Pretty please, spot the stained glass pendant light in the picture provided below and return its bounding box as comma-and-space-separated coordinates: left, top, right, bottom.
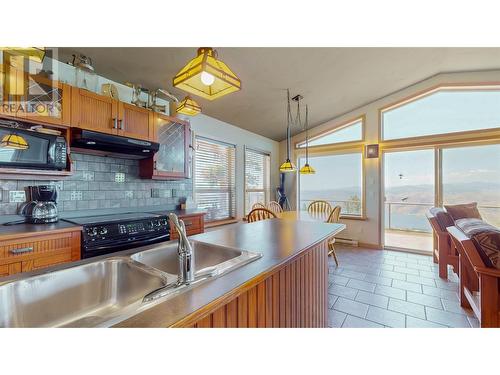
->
176, 95, 202, 116
280, 89, 297, 172
0, 47, 45, 62
300, 105, 315, 174
1, 133, 29, 150
173, 48, 241, 101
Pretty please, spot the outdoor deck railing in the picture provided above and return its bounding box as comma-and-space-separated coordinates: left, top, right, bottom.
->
300, 199, 500, 233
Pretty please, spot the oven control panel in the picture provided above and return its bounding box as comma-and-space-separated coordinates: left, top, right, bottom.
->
83, 217, 169, 243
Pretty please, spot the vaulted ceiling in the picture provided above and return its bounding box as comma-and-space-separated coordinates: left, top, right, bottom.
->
57, 47, 500, 141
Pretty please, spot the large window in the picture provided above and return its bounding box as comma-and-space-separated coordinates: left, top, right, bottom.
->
194, 136, 236, 222
244, 148, 271, 214
442, 144, 500, 227
297, 118, 363, 148
298, 152, 363, 216
382, 87, 500, 140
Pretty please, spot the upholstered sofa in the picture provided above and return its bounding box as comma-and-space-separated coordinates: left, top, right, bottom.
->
448, 219, 500, 328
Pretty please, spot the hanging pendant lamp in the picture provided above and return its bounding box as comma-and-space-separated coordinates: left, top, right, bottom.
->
176, 95, 202, 116
1, 133, 29, 150
279, 89, 297, 173
172, 48, 241, 101
300, 105, 315, 174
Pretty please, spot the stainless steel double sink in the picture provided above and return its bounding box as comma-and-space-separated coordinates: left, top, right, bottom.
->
0, 241, 261, 327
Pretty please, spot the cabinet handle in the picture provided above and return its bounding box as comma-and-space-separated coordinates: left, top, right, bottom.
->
113, 118, 118, 129
119, 119, 124, 130
183, 220, 193, 227
10, 247, 34, 255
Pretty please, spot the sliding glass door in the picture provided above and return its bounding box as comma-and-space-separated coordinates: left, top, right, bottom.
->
383, 149, 435, 252
383, 143, 500, 252
442, 144, 500, 227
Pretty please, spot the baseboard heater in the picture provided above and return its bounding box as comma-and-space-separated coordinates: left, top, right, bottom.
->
336, 237, 359, 246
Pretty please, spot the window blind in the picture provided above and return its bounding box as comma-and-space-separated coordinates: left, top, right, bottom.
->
194, 136, 236, 222
245, 148, 271, 214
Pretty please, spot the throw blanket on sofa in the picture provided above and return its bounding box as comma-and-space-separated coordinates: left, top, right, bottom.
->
455, 218, 500, 269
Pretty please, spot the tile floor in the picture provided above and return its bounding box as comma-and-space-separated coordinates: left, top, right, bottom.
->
328, 245, 479, 328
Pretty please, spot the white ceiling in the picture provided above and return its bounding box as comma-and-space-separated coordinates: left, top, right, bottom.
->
57, 47, 500, 141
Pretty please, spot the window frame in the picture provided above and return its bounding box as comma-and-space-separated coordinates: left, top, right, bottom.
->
244, 146, 271, 215
296, 147, 367, 220
379, 83, 500, 145
193, 135, 237, 223
295, 115, 365, 151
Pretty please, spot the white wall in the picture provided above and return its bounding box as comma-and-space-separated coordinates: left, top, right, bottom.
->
190, 114, 280, 219
281, 69, 500, 247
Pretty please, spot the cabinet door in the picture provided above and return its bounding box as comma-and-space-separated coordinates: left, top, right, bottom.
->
153, 116, 190, 179
118, 102, 153, 141
71, 88, 118, 134
20, 75, 71, 126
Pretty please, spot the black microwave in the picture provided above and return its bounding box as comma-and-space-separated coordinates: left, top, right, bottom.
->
0, 125, 67, 170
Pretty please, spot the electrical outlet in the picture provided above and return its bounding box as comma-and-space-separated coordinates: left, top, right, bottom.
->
115, 172, 125, 183
125, 191, 133, 199
70, 191, 83, 201
9, 191, 26, 203
83, 171, 95, 181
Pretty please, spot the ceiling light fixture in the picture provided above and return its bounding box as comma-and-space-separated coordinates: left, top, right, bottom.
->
280, 89, 297, 173
173, 47, 241, 101
1, 47, 46, 63
176, 95, 202, 116
1, 133, 29, 150
300, 105, 315, 174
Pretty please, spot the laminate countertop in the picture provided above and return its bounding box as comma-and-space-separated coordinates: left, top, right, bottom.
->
0, 221, 83, 241
116, 218, 345, 327
0, 209, 206, 241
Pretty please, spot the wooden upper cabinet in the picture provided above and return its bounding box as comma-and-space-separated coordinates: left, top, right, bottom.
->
71, 88, 118, 135
118, 102, 153, 141
0, 65, 71, 126
139, 113, 191, 179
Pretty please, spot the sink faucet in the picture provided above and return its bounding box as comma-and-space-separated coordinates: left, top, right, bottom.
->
169, 213, 195, 284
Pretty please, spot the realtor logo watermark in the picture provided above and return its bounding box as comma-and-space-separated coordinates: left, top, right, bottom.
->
1, 47, 60, 116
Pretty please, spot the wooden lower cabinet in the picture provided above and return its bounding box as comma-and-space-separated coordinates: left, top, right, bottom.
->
170, 213, 205, 240
0, 229, 81, 278
175, 241, 329, 328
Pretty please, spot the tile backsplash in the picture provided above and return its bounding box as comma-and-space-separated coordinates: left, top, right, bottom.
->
0, 153, 193, 215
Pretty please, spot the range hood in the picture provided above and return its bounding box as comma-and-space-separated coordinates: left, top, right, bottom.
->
71, 129, 159, 159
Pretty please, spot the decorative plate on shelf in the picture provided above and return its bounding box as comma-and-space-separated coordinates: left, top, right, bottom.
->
101, 83, 119, 100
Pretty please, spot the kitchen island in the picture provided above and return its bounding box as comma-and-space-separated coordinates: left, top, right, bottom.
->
116, 218, 345, 328
0, 218, 344, 328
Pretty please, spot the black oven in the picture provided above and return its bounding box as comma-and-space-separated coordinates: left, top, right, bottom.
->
0, 125, 67, 170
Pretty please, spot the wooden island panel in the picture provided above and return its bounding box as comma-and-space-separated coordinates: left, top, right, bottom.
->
175, 241, 328, 328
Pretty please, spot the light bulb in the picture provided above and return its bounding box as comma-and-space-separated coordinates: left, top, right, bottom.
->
200, 71, 215, 86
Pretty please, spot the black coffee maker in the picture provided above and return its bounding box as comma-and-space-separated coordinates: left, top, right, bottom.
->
21, 185, 59, 224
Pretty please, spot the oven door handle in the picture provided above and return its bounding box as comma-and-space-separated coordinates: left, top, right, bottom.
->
83, 233, 171, 253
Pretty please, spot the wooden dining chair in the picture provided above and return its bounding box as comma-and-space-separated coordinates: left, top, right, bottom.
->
252, 202, 266, 210
307, 200, 332, 216
326, 206, 342, 266
267, 201, 283, 215
247, 208, 277, 223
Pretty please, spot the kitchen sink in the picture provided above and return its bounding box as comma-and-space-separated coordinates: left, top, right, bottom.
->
0, 258, 174, 328
0, 240, 261, 327
132, 240, 244, 275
